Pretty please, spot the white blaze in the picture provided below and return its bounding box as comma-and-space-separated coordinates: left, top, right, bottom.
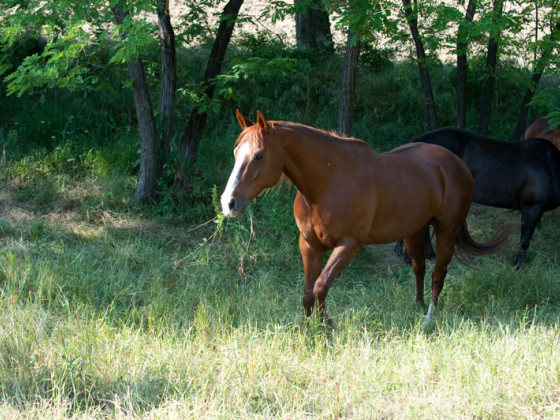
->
221, 142, 251, 216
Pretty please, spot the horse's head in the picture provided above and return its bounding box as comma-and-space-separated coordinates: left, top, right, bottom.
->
221, 110, 284, 217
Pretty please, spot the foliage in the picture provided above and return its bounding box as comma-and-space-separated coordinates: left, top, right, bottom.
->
323, 0, 560, 117
1, 1, 106, 95
2, 0, 559, 201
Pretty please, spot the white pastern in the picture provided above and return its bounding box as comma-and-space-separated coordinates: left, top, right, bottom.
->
423, 301, 435, 327
426, 301, 435, 319
221, 142, 251, 216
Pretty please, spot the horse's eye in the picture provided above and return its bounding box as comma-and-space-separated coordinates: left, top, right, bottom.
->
254, 152, 264, 161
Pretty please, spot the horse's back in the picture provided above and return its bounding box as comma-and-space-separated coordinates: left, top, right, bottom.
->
352, 142, 474, 244
412, 127, 472, 155
385, 142, 474, 203
415, 127, 560, 209
390, 140, 471, 170
414, 126, 557, 170
524, 118, 560, 149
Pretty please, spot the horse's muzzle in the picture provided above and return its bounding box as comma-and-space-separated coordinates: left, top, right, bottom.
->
221, 193, 246, 217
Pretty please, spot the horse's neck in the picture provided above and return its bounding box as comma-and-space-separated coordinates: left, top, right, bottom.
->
275, 125, 353, 201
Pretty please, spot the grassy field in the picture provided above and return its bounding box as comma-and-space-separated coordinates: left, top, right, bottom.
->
1, 132, 560, 418
2, 38, 560, 418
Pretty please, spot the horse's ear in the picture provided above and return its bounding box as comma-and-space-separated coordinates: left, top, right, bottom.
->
256, 110, 269, 133
236, 109, 253, 129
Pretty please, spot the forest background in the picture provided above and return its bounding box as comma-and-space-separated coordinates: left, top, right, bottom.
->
1, 0, 560, 418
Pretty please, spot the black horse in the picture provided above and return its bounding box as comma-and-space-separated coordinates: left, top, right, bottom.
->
412, 126, 560, 267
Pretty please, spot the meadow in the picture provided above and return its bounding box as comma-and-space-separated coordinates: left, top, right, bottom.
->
1, 38, 560, 418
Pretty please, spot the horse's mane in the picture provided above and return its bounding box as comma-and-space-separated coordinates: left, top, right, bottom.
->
235, 120, 369, 154
274, 121, 369, 146
233, 120, 368, 196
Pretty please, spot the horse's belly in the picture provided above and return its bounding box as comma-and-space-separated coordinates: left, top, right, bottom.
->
473, 175, 548, 209
366, 217, 430, 244
475, 193, 520, 209
364, 198, 435, 244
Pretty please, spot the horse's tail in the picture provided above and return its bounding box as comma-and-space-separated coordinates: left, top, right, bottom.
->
455, 222, 513, 260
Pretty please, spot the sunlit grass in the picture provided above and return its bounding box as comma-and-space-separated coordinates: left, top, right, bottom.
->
1, 296, 559, 418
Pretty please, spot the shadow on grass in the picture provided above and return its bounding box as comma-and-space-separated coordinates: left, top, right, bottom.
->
1, 174, 560, 338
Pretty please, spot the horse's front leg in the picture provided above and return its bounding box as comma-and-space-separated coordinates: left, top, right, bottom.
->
312, 237, 362, 321
403, 228, 428, 305
299, 233, 327, 317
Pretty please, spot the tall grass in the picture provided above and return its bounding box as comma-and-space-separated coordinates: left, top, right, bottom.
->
1, 151, 560, 418
1, 36, 560, 417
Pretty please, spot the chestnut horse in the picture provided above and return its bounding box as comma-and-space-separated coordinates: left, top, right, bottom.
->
221, 111, 508, 323
524, 118, 560, 149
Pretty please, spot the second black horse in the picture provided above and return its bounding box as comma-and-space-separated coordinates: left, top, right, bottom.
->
413, 126, 560, 267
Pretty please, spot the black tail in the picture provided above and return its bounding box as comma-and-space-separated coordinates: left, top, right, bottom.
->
455, 222, 513, 260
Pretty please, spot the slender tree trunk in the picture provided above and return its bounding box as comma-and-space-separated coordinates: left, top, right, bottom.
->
295, 0, 333, 51
402, 0, 438, 130
510, 72, 542, 140
477, 0, 503, 135
338, 31, 360, 136
113, 5, 159, 203
456, 0, 476, 129
157, 0, 176, 174
177, 0, 243, 175
510, 22, 560, 140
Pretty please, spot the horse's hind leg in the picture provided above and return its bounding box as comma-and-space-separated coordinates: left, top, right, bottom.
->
396, 229, 434, 266
423, 229, 435, 259
517, 205, 544, 268
425, 227, 459, 322
404, 227, 428, 305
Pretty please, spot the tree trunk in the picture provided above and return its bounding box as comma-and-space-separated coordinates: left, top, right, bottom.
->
510, 72, 542, 140
295, 0, 333, 51
177, 0, 244, 174
338, 31, 360, 136
402, 0, 438, 130
456, 0, 476, 129
157, 0, 176, 174
113, 5, 159, 203
510, 22, 560, 140
477, 0, 503, 135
